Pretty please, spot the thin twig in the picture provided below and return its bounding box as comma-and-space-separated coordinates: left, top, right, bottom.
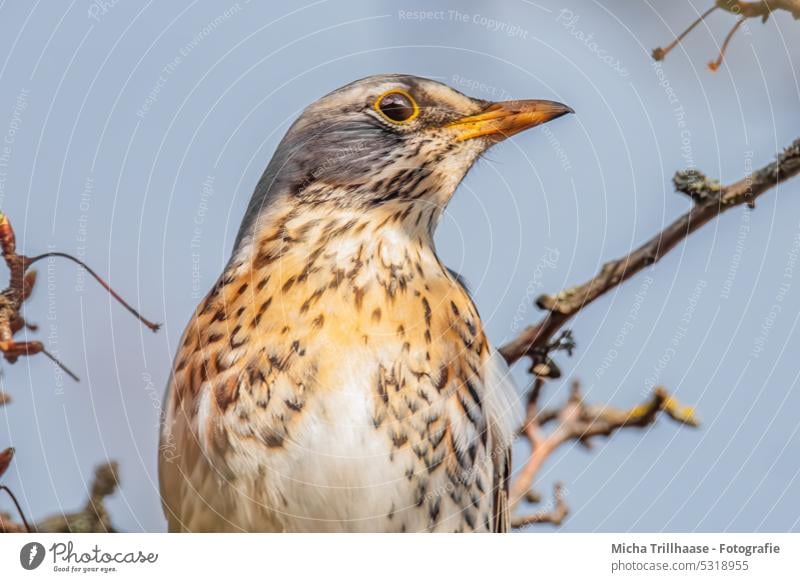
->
40, 347, 80, 382
27, 252, 161, 332
652, 1, 800, 68
708, 17, 747, 70
653, 5, 719, 61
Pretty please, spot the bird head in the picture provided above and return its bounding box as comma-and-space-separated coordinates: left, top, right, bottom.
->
237, 74, 572, 246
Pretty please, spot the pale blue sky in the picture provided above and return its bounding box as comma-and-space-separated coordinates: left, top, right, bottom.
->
0, 0, 798, 532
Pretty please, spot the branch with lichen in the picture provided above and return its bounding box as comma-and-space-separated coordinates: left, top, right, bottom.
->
0, 460, 120, 533
509, 380, 699, 528
652, 1, 800, 70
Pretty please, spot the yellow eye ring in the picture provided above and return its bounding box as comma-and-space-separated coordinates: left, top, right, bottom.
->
373, 89, 420, 125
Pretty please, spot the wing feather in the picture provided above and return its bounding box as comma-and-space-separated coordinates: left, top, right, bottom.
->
482, 349, 522, 532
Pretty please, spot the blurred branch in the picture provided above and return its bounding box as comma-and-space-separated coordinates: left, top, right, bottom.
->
500, 138, 800, 366
717, 0, 800, 18
0, 461, 120, 533
511, 483, 569, 528
509, 380, 699, 525
652, 1, 800, 70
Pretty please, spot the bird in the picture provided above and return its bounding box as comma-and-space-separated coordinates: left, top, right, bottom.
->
158, 74, 572, 532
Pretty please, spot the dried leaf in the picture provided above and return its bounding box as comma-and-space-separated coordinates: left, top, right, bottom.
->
0, 447, 14, 478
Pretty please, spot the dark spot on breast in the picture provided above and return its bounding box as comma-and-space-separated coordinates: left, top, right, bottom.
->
428, 497, 441, 523
430, 427, 446, 449
199, 360, 210, 383
458, 394, 482, 426
412, 442, 429, 460
415, 485, 426, 507
259, 427, 285, 448
215, 351, 232, 372
427, 451, 445, 473
391, 432, 408, 448
215, 376, 239, 411
230, 325, 245, 349
465, 379, 482, 407
353, 286, 365, 310
255, 246, 284, 269
268, 353, 285, 372
282, 276, 296, 293
453, 442, 471, 471
435, 366, 450, 392
256, 276, 269, 291
377, 379, 389, 405
285, 398, 304, 412
300, 288, 325, 314
467, 443, 478, 464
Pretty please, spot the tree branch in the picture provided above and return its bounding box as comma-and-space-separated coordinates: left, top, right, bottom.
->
653, 1, 800, 69
509, 380, 698, 522
500, 138, 800, 366
511, 483, 569, 528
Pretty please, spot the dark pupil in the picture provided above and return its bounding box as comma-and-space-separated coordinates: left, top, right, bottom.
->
379, 93, 414, 122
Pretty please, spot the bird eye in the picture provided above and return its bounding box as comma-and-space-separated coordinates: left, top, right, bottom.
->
374, 90, 419, 124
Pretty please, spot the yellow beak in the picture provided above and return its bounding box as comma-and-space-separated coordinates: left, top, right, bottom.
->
447, 99, 573, 142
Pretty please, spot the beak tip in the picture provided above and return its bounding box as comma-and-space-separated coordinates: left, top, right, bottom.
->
556, 103, 575, 116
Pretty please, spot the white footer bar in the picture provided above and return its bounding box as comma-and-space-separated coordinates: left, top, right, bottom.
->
1, 533, 796, 581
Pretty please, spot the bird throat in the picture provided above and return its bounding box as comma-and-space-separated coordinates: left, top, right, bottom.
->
234, 196, 444, 291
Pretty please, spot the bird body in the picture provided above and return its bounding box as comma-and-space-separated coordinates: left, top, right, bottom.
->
159, 74, 571, 532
